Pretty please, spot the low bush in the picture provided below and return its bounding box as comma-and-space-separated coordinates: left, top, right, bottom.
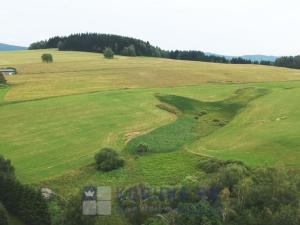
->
198, 110, 207, 116
199, 158, 247, 174
95, 148, 124, 171
136, 144, 150, 155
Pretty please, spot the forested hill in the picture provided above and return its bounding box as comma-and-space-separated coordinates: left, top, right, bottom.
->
29, 33, 300, 69
28, 33, 229, 63
29, 33, 164, 57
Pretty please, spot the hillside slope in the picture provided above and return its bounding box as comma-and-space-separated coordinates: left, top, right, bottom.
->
1, 50, 300, 102
0, 43, 27, 51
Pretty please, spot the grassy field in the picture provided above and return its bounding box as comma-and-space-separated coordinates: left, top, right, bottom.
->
1, 49, 300, 191
2, 49, 300, 102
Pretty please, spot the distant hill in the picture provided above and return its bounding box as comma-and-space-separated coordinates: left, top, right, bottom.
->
240, 55, 278, 62
0, 43, 27, 51
206, 52, 278, 62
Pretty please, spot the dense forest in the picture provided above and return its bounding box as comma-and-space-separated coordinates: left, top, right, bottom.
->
29, 33, 300, 69
29, 34, 164, 57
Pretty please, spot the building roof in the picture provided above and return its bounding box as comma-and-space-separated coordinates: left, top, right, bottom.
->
0, 69, 15, 72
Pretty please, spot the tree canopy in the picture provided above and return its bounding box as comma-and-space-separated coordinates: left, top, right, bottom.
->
103, 48, 114, 59
41, 54, 53, 63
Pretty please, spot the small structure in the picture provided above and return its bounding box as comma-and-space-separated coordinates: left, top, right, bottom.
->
0, 68, 16, 75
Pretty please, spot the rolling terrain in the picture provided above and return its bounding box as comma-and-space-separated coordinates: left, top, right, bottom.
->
0, 43, 27, 51
0, 49, 300, 193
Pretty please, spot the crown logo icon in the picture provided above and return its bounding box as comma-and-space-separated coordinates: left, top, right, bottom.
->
85, 190, 95, 197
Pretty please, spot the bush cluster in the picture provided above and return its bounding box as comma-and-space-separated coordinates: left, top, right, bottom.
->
41, 54, 53, 63
103, 48, 114, 59
95, 148, 124, 171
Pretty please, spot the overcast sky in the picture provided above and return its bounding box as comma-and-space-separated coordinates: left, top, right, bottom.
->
1, 0, 300, 56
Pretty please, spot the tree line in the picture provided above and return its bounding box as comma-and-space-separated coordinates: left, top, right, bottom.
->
29, 33, 280, 66
274, 56, 300, 69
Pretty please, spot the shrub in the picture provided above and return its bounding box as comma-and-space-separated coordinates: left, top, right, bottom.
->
103, 48, 114, 59
41, 54, 53, 63
0, 203, 8, 225
95, 148, 124, 171
136, 144, 149, 155
199, 158, 247, 174
198, 110, 207, 116
0, 74, 6, 85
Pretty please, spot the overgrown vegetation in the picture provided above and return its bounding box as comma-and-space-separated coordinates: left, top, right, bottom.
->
95, 148, 124, 171
127, 88, 268, 154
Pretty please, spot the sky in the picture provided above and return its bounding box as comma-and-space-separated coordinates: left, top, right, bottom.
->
1, 0, 300, 56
